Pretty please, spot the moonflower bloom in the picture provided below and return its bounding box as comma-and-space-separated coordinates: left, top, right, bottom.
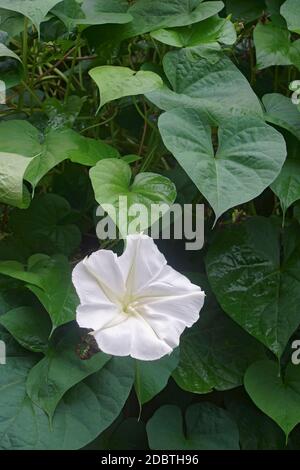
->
72, 234, 205, 360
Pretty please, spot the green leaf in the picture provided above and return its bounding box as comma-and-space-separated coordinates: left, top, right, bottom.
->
0, 8, 24, 37
0, 355, 134, 449
126, 0, 224, 37
281, 0, 300, 33
88, 417, 148, 450
147, 403, 239, 450
226, 391, 286, 450
263, 93, 300, 140
8, 194, 81, 257
146, 48, 263, 124
135, 349, 179, 405
206, 217, 300, 357
81, 0, 132, 25
245, 360, 300, 438
0, 151, 33, 208
158, 109, 286, 220
151, 15, 236, 49
254, 22, 300, 70
0, 306, 51, 353
173, 278, 266, 394
271, 159, 300, 214
0, 254, 78, 330
226, 0, 265, 23
0, 42, 23, 88
26, 330, 110, 419
0, 120, 117, 206
52, 0, 132, 30
0, 0, 63, 33
43, 95, 83, 130
90, 158, 177, 236
89, 66, 163, 109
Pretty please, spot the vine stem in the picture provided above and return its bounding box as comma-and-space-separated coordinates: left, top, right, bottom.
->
22, 17, 29, 80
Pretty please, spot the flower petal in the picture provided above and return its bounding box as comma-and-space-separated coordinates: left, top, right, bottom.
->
118, 233, 167, 297
137, 289, 204, 349
76, 302, 122, 331
72, 259, 115, 306
83, 249, 126, 303
92, 315, 172, 360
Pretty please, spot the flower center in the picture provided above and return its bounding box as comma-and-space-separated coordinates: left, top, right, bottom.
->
123, 300, 140, 316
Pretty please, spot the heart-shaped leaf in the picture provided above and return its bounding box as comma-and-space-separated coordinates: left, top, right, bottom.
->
8, 194, 81, 257
26, 329, 110, 419
0, 0, 63, 33
158, 109, 286, 220
151, 15, 236, 49
0, 254, 78, 330
0, 306, 51, 353
263, 93, 300, 141
135, 349, 179, 405
90, 158, 176, 236
147, 403, 239, 450
146, 48, 263, 124
281, 0, 300, 34
0, 120, 117, 206
0, 152, 33, 208
0, 354, 134, 449
206, 217, 300, 357
173, 275, 266, 394
225, 0, 264, 23
52, 0, 132, 30
245, 360, 300, 438
0, 43, 22, 88
89, 66, 163, 109
254, 22, 300, 70
226, 391, 286, 450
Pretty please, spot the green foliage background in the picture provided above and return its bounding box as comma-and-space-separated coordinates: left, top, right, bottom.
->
0, 0, 300, 450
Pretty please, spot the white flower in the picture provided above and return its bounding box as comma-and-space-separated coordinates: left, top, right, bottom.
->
72, 234, 205, 361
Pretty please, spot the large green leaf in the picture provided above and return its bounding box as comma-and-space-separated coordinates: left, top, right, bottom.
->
263, 93, 300, 141
0, 8, 24, 37
135, 349, 179, 405
151, 15, 236, 49
245, 360, 300, 438
281, 0, 300, 33
226, 0, 265, 23
0, 254, 78, 330
27, 330, 110, 419
0, 152, 33, 208
173, 277, 266, 394
225, 391, 285, 450
158, 109, 286, 220
0, 42, 22, 88
254, 22, 300, 70
8, 194, 81, 257
272, 159, 300, 215
89, 66, 163, 109
0, 306, 51, 353
90, 158, 176, 236
0, 355, 134, 449
0, 120, 117, 207
147, 403, 239, 450
0, 0, 63, 33
52, 0, 132, 30
146, 48, 263, 124
206, 217, 300, 357
122, 0, 224, 38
